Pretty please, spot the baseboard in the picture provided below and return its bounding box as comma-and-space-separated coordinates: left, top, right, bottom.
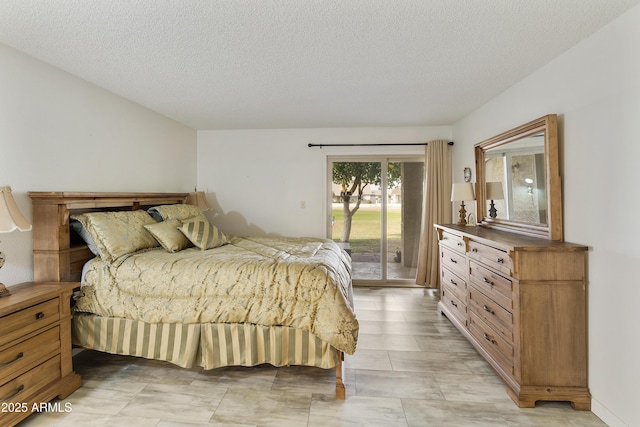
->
591, 398, 628, 427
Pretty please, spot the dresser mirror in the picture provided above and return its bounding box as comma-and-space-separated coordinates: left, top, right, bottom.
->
474, 114, 562, 240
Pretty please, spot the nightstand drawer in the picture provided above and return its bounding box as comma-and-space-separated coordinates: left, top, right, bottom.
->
0, 355, 61, 405
0, 282, 81, 426
0, 326, 61, 384
0, 298, 59, 346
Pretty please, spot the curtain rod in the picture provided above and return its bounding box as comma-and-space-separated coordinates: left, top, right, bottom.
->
308, 141, 454, 148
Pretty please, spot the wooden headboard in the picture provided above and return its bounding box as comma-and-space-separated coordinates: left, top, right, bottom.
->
28, 192, 189, 282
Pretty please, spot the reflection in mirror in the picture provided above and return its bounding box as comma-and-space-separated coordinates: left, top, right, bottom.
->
486, 181, 504, 218
484, 134, 546, 224
475, 114, 562, 241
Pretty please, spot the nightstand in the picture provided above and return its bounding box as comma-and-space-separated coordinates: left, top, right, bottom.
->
0, 282, 82, 426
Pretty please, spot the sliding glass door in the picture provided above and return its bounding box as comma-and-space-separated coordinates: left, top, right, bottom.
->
328, 156, 424, 284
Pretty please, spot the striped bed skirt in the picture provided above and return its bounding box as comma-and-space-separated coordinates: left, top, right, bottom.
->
72, 313, 341, 370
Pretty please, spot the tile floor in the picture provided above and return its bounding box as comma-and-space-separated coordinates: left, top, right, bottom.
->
20, 287, 606, 426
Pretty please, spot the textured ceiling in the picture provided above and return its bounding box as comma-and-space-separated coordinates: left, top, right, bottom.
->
1, 1, 638, 129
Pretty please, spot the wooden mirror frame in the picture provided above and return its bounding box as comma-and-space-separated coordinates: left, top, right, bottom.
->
474, 114, 562, 241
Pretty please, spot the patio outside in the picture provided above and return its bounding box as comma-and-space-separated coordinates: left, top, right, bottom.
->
332, 203, 417, 282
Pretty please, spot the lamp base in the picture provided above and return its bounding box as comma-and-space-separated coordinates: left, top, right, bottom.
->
0, 250, 8, 297
0, 283, 10, 298
457, 202, 468, 226
489, 199, 497, 218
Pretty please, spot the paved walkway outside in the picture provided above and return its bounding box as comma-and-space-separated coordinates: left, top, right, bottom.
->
351, 254, 417, 281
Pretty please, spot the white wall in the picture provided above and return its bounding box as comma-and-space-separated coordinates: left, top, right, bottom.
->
453, 5, 640, 426
197, 127, 451, 237
0, 43, 197, 286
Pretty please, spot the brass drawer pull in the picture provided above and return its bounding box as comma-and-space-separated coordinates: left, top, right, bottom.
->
449, 258, 457, 264
482, 305, 495, 315
35, 311, 45, 320
0, 351, 24, 368
1, 384, 24, 402
483, 333, 496, 344
450, 300, 458, 307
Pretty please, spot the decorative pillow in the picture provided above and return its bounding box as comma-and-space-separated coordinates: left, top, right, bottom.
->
70, 210, 159, 263
178, 218, 228, 250
144, 219, 192, 253
70, 219, 99, 255
147, 204, 206, 222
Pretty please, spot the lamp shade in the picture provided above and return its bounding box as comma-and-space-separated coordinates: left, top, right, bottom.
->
486, 182, 504, 200
0, 186, 31, 233
188, 191, 212, 211
451, 182, 475, 202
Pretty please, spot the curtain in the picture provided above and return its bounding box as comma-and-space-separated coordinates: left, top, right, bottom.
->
415, 140, 452, 288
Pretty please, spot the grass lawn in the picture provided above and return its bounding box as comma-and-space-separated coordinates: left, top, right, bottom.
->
332, 204, 401, 254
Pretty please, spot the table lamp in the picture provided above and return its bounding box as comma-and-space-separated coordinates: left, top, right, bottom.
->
0, 186, 32, 297
451, 183, 475, 226
188, 191, 212, 211
486, 181, 504, 218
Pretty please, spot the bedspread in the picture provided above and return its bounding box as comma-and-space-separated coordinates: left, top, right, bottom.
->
75, 236, 358, 354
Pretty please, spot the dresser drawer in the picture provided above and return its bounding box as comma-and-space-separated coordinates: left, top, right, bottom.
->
468, 240, 512, 276
0, 326, 61, 384
0, 354, 61, 405
439, 231, 466, 254
0, 298, 60, 346
469, 287, 513, 341
440, 246, 467, 278
469, 312, 513, 376
469, 261, 513, 310
441, 286, 467, 326
441, 267, 466, 303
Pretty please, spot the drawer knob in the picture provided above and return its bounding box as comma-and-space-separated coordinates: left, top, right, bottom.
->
0, 351, 24, 368
457, 242, 463, 246
472, 248, 478, 252
482, 305, 495, 315
449, 258, 457, 264
35, 311, 45, 320
497, 257, 504, 263
483, 333, 496, 344
1, 384, 24, 403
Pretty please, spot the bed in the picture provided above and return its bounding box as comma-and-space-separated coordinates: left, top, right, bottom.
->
28, 191, 358, 399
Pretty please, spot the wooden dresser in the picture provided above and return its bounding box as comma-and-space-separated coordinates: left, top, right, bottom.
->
435, 224, 590, 410
0, 282, 81, 426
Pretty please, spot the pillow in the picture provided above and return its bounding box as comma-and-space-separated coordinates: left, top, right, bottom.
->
70, 210, 159, 263
178, 218, 228, 250
70, 219, 99, 255
144, 219, 192, 253
147, 204, 206, 222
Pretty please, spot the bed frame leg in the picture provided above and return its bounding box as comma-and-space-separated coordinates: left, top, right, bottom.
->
335, 351, 346, 399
